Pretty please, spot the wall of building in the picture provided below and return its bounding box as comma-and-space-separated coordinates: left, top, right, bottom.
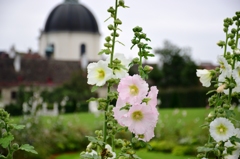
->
39, 32, 101, 61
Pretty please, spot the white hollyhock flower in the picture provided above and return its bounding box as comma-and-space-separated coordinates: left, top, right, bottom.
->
87, 60, 113, 86
217, 55, 232, 82
209, 117, 235, 142
196, 69, 212, 87
232, 62, 240, 85
107, 53, 131, 79
224, 139, 240, 159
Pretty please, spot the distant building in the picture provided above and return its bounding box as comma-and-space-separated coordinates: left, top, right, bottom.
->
0, 0, 101, 106
199, 62, 218, 70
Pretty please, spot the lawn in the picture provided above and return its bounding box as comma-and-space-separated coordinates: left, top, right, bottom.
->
55, 149, 197, 159
11, 107, 240, 159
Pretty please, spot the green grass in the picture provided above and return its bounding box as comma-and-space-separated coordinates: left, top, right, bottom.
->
55, 149, 197, 159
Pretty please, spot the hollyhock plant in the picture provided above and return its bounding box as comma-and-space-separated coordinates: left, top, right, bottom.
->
117, 74, 149, 105
196, 12, 240, 159
87, 60, 113, 86
82, 0, 160, 158
196, 69, 213, 87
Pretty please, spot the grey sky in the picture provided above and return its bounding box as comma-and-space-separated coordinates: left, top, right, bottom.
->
0, 0, 239, 64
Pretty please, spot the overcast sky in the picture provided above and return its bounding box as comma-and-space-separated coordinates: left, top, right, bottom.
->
0, 0, 239, 64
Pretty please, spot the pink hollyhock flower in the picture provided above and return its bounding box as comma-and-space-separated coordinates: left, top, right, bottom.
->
137, 128, 155, 142
122, 103, 158, 135
117, 75, 148, 105
146, 86, 159, 113
113, 98, 129, 126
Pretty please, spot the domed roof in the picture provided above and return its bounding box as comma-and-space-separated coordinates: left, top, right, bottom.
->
44, 0, 99, 33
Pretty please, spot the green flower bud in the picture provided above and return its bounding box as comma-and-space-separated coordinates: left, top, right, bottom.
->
131, 39, 138, 44
217, 40, 226, 47
228, 33, 235, 39
12, 143, 19, 151
236, 11, 240, 17
111, 32, 119, 37
133, 57, 140, 64
137, 42, 144, 48
140, 33, 146, 39
108, 24, 114, 30
233, 16, 238, 21
105, 36, 111, 42
119, 0, 125, 6
107, 121, 113, 128
223, 104, 230, 109
104, 43, 112, 48
231, 28, 237, 34
107, 7, 115, 13
114, 18, 122, 25
229, 83, 236, 89
223, 27, 228, 33
134, 32, 140, 37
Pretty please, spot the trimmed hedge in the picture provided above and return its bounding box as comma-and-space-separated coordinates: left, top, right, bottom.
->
158, 87, 211, 108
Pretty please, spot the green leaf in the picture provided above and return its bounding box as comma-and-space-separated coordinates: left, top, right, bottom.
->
230, 136, 240, 143
197, 146, 214, 153
0, 134, 14, 148
11, 124, 25, 130
19, 144, 38, 154
86, 97, 97, 103
0, 154, 6, 159
91, 86, 99, 92
206, 90, 216, 95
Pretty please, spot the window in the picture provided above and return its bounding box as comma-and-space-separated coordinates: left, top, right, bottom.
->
45, 44, 54, 58
80, 44, 86, 56
11, 91, 17, 100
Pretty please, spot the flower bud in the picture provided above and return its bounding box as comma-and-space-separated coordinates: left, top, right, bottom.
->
143, 65, 153, 74
133, 57, 140, 64
217, 41, 226, 47
104, 43, 112, 48
217, 84, 226, 93
12, 143, 19, 150
105, 36, 111, 42
107, 7, 115, 13
140, 33, 146, 39
131, 39, 138, 44
108, 24, 114, 30
114, 18, 122, 25
137, 42, 144, 48
119, 0, 125, 6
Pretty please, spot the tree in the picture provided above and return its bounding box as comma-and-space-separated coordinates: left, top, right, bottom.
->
150, 40, 199, 88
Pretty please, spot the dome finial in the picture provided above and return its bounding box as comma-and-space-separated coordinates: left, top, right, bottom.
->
64, 0, 79, 3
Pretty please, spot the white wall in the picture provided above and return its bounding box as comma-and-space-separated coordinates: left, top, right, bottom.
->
39, 31, 101, 61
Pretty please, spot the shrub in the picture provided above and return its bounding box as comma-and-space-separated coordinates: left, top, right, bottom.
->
149, 140, 177, 153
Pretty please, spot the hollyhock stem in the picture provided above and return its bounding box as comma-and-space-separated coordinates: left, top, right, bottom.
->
103, 0, 118, 146
223, 33, 228, 56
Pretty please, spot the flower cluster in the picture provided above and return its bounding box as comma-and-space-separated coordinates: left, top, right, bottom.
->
113, 75, 159, 142
196, 11, 240, 159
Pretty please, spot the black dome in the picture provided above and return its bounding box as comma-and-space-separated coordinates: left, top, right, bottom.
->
44, 0, 99, 33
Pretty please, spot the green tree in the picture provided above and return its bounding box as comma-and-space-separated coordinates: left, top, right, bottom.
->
151, 40, 199, 88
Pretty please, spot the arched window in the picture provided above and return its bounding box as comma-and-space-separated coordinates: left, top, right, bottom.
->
80, 44, 86, 57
